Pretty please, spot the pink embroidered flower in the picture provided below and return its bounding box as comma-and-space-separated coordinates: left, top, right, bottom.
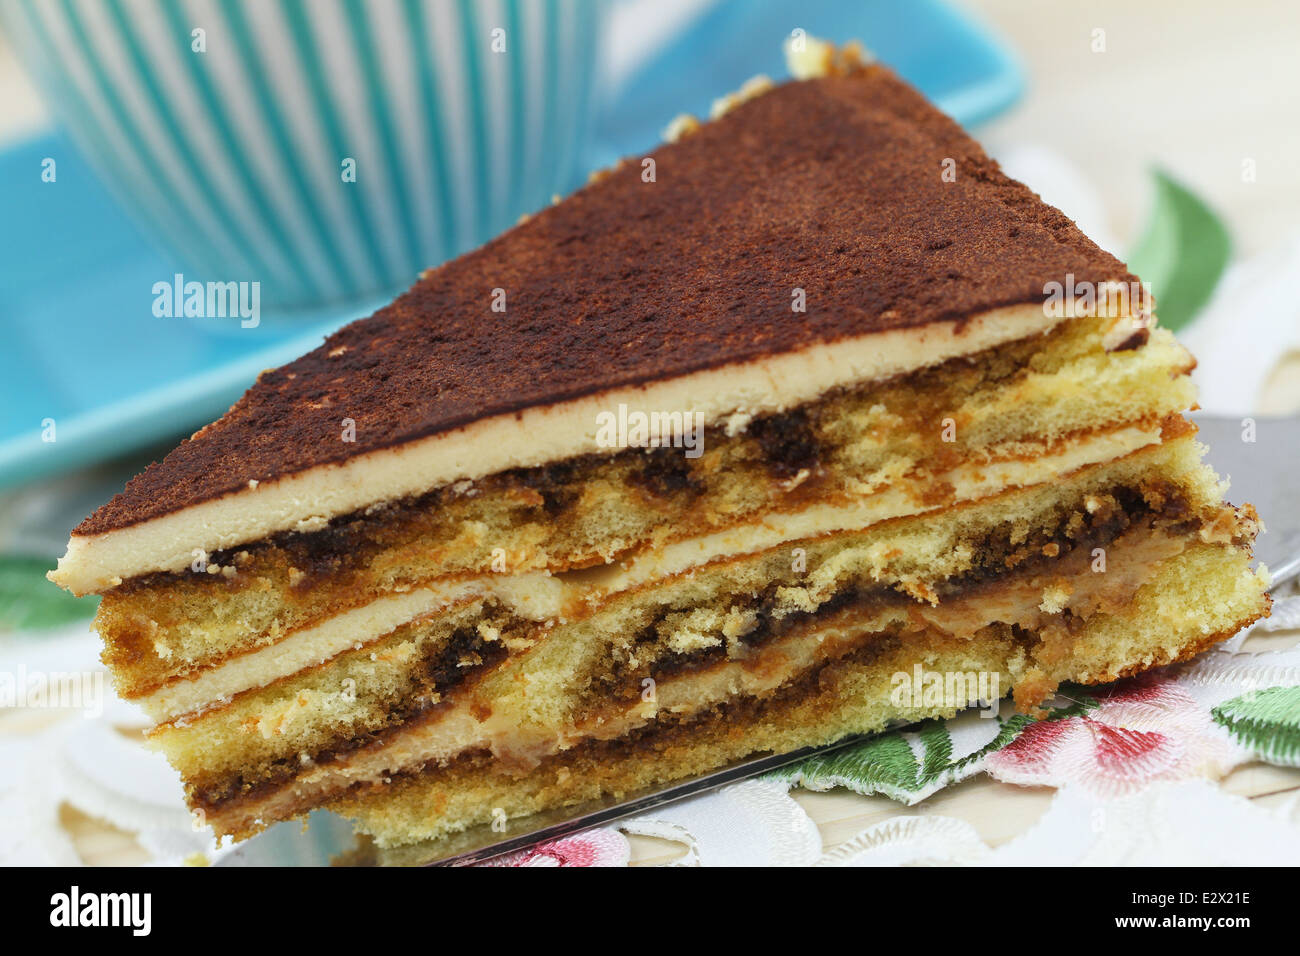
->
477, 828, 629, 867
986, 673, 1237, 796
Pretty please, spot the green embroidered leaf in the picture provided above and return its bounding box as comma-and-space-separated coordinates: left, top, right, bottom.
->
0, 557, 98, 631
916, 720, 954, 784
1212, 686, 1300, 766
1126, 168, 1231, 333
768, 731, 921, 796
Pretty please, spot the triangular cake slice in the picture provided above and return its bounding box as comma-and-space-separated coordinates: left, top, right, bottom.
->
52, 43, 1269, 848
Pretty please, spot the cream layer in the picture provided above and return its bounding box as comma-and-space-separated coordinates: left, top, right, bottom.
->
144, 421, 1160, 722
54, 304, 1079, 595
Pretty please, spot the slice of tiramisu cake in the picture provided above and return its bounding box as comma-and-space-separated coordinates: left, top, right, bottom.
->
52, 42, 1269, 848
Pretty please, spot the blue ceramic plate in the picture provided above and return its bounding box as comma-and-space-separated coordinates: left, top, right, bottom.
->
0, 0, 1022, 490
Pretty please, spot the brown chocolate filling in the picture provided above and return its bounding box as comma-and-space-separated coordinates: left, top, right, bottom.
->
632, 446, 705, 499
748, 407, 822, 479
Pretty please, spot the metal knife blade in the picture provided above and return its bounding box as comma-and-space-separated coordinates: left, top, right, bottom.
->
1192, 413, 1300, 587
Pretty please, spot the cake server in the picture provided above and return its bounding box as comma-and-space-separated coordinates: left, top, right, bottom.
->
1193, 412, 1300, 586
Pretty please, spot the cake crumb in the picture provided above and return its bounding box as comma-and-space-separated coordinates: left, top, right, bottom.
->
1038, 582, 1073, 614
785, 35, 873, 79
710, 74, 774, 119
295, 515, 329, 534
664, 113, 701, 143
723, 410, 754, 437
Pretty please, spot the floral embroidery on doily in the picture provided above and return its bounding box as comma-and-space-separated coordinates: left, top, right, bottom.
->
985, 673, 1238, 797
476, 828, 630, 867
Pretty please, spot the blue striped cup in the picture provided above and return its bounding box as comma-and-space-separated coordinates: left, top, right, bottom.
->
0, 0, 603, 309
